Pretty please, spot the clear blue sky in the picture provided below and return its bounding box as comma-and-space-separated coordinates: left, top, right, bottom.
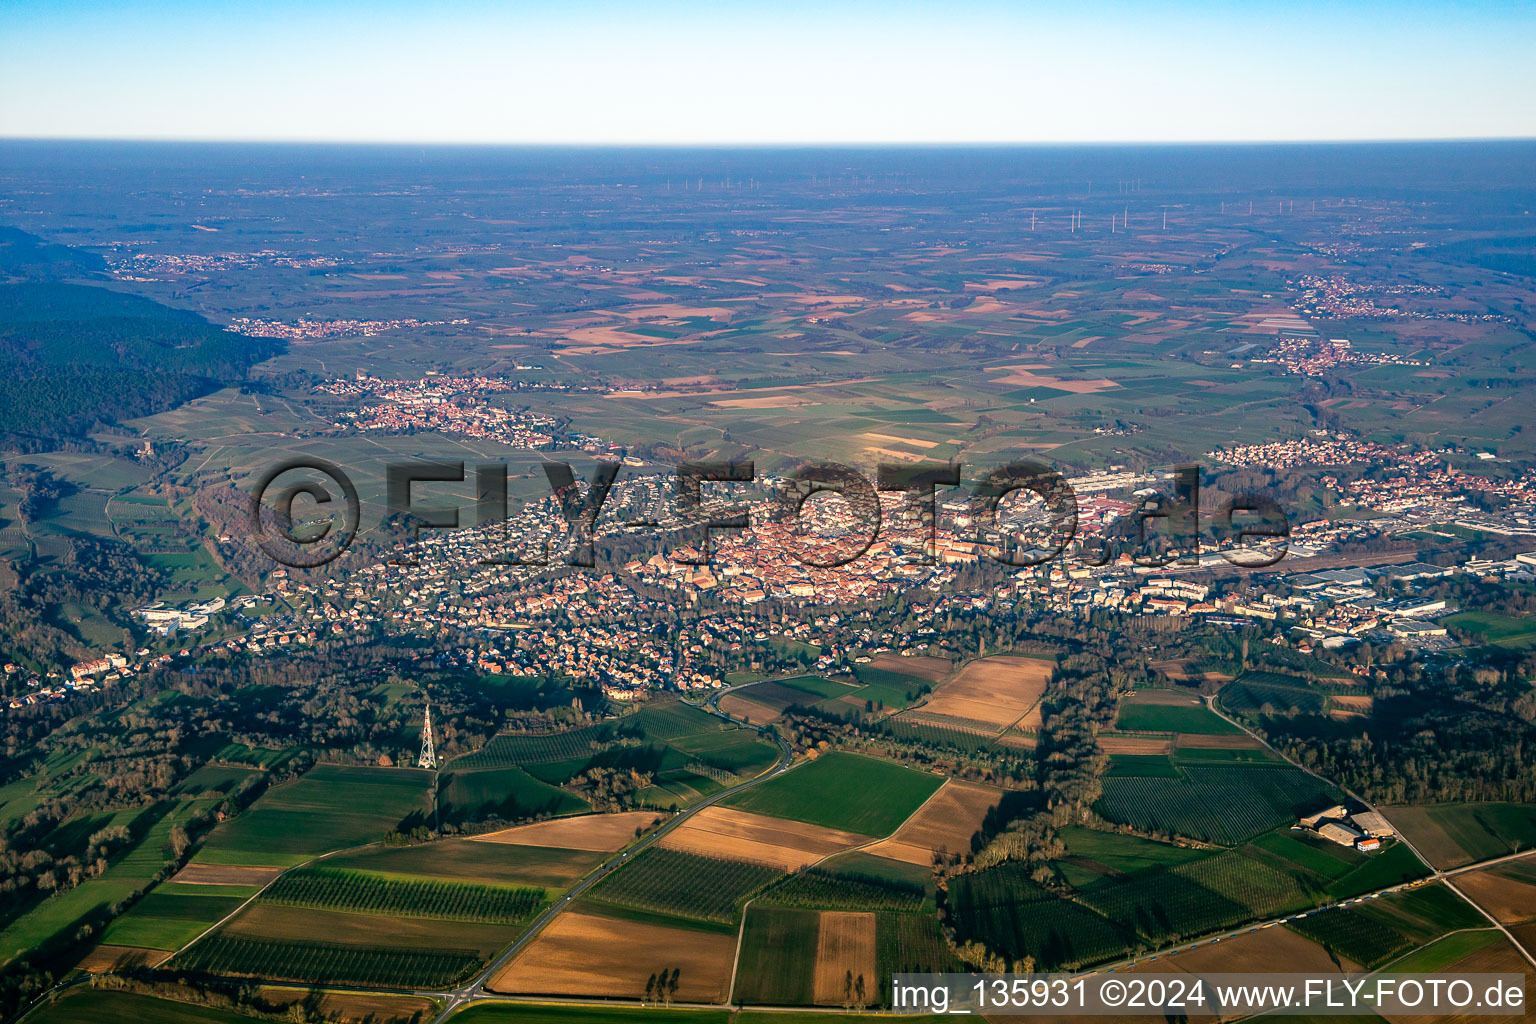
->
2, 0, 1533, 143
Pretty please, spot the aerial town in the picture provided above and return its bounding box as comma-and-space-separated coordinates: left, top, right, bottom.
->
14, 442, 1534, 711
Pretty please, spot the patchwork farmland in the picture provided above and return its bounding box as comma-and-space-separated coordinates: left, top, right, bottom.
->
163, 807, 624, 991
191, 764, 434, 868
449, 700, 779, 812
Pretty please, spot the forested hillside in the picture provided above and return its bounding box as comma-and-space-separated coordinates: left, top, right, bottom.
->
0, 233, 282, 444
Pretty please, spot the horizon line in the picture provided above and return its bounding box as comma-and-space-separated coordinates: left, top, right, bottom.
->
5, 134, 1536, 149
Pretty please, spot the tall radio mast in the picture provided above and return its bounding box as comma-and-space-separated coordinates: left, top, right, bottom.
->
418, 698, 437, 770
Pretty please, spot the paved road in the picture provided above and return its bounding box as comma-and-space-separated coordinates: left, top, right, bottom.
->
27, 687, 1531, 1023
1081, 847, 1536, 979
1203, 691, 1536, 969
245, 692, 1536, 1017
1203, 693, 1438, 870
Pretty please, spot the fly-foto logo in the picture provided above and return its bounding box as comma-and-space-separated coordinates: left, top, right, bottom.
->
248, 458, 1289, 570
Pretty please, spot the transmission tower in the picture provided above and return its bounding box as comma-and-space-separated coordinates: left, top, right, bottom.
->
417, 697, 437, 770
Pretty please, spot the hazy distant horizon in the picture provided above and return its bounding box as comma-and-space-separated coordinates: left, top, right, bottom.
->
5, 138, 1532, 210
4, 1, 1534, 145
4, 135, 1536, 147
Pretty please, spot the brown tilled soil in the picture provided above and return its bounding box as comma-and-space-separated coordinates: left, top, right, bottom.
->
1126, 689, 1203, 705
1174, 733, 1264, 750
470, 811, 661, 852
661, 806, 867, 870
904, 655, 1050, 730
869, 652, 952, 683
222, 903, 514, 958
812, 911, 878, 1006
487, 909, 736, 1002
718, 694, 783, 726
866, 780, 1001, 866
1380, 807, 1473, 870
255, 988, 437, 1024
1381, 938, 1532, 1024
1136, 923, 1360, 976
988, 366, 1118, 393
1099, 734, 1174, 755
172, 863, 283, 886
1450, 867, 1536, 924
76, 945, 173, 973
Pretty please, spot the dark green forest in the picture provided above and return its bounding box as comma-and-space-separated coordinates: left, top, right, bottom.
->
0, 233, 282, 443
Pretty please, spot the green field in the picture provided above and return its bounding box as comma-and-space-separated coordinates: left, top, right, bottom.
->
622, 701, 725, 741
452, 725, 613, 769
438, 766, 590, 823
0, 796, 221, 965
825, 851, 933, 888
1116, 703, 1244, 735
99, 889, 253, 951
1251, 830, 1367, 884
1287, 883, 1488, 969
771, 675, 854, 700
1321, 843, 1430, 898
1383, 929, 1502, 973
322, 836, 603, 891
731, 906, 819, 1005
1428, 802, 1536, 861
1105, 754, 1179, 777
1222, 679, 1328, 717
948, 866, 1128, 970
1172, 745, 1278, 764
193, 764, 433, 867
1443, 611, 1536, 649
1077, 848, 1314, 947
1055, 826, 1206, 884
172, 763, 264, 798
635, 767, 730, 811
848, 663, 932, 709
1237, 831, 1429, 903
723, 752, 944, 836
209, 743, 300, 770
732, 676, 854, 713
448, 706, 776, 805
665, 730, 780, 776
